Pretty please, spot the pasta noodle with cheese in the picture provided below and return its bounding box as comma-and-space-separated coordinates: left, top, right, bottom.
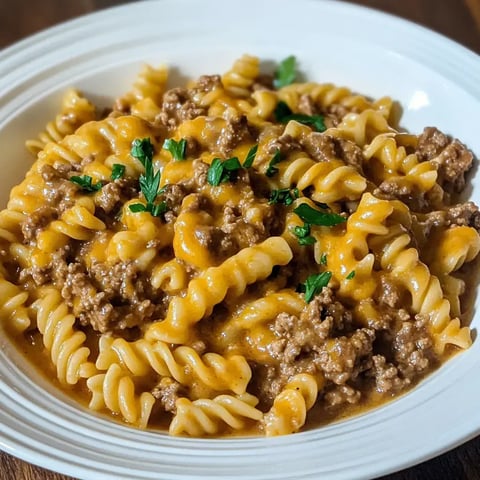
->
1, 54, 479, 437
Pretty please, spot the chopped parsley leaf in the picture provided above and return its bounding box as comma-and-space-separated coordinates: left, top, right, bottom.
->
130, 138, 167, 218
265, 149, 282, 177
274, 100, 326, 132
243, 144, 258, 168
207, 146, 258, 187
163, 138, 187, 161
131, 138, 155, 167
129, 203, 147, 213
297, 271, 332, 303
293, 222, 316, 246
70, 175, 103, 193
298, 235, 316, 246
274, 55, 297, 89
207, 157, 242, 186
346, 270, 356, 280
293, 203, 346, 226
320, 253, 328, 266
111, 164, 126, 181
269, 187, 299, 206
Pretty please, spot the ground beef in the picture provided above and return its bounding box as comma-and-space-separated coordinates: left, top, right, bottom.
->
194, 74, 222, 94
326, 103, 352, 123
314, 328, 375, 385
161, 183, 188, 217
377, 275, 401, 309
250, 283, 436, 411
151, 377, 186, 413
95, 178, 138, 216
393, 315, 433, 378
266, 132, 302, 156
369, 355, 410, 393
159, 87, 207, 128
216, 115, 252, 156
373, 179, 438, 212
446, 202, 480, 229
55, 260, 166, 334
297, 94, 318, 116
40, 164, 78, 213
21, 206, 57, 244
252, 73, 274, 91
416, 126, 473, 192
176, 159, 209, 192
252, 288, 363, 407
413, 201, 480, 243
301, 133, 364, 172
323, 384, 361, 406
183, 194, 276, 263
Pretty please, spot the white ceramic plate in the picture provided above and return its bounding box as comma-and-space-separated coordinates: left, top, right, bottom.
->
1, 1, 480, 479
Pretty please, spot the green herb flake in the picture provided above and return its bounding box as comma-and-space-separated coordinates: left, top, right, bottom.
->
207, 158, 224, 186
274, 100, 326, 132
269, 187, 299, 206
129, 203, 147, 213
320, 253, 328, 266
293, 223, 311, 238
163, 138, 187, 161
293, 203, 346, 226
293, 222, 316, 246
346, 270, 356, 280
298, 235, 316, 246
243, 144, 258, 168
111, 164, 126, 181
149, 201, 168, 217
298, 271, 332, 303
70, 175, 103, 193
207, 157, 243, 186
274, 55, 297, 89
265, 149, 282, 177
130, 137, 168, 218
131, 138, 155, 167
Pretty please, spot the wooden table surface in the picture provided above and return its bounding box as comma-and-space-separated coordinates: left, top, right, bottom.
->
0, 0, 479, 479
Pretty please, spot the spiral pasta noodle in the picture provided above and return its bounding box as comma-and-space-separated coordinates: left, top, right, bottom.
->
169, 393, 263, 436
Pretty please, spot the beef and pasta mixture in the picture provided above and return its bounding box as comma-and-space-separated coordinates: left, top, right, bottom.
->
2, 55, 479, 436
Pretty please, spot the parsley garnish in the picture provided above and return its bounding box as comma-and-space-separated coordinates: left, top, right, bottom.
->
130, 138, 167, 218
274, 100, 326, 132
269, 187, 299, 206
297, 271, 332, 303
346, 270, 356, 280
293, 203, 346, 226
163, 138, 187, 161
111, 164, 125, 181
70, 175, 103, 193
243, 144, 258, 168
320, 253, 328, 266
265, 149, 282, 177
129, 201, 168, 217
274, 56, 297, 89
131, 137, 154, 165
207, 146, 258, 186
207, 157, 242, 186
293, 222, 316, 246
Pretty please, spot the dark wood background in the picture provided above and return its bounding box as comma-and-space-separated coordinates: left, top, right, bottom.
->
0, 0, 479, 479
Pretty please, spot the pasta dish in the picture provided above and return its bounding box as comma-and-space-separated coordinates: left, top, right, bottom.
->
1, 55, 479, 436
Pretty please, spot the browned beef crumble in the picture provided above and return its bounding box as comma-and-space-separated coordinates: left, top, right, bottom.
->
152, 378, 186, 414
216, 115, 253, 156
250, 287, 435, 411
416, 126, 473, 192
301, 133, 365, 172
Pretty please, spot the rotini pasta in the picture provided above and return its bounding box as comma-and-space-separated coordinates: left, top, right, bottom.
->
1, 55, 479, 438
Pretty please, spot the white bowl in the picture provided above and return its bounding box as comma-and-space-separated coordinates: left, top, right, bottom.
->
1, 1, 480, 479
